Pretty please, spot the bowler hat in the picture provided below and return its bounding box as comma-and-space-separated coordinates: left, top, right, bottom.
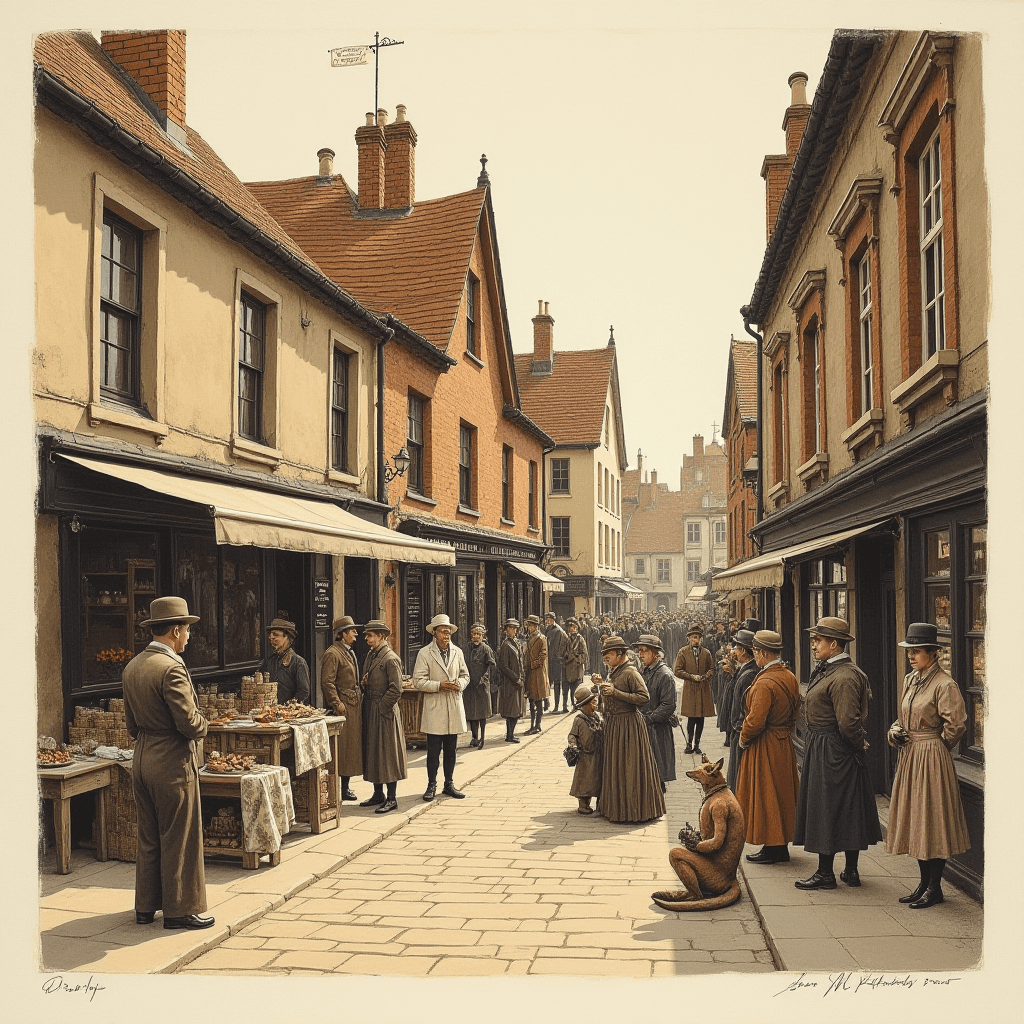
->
687, 625, 703, 638
566, 617, 579, 627
139, 596, 200, 628
742, 618, 763, 632
267, 617, 297, 639
332, 615, 357, 634
633, 633, 664, 653
571, 683, 599, 710
426, 613, 457, 635
732, 628, 756, 651
361, 619, 392, 636
898, 622, 947, 648
807, 616, 854, 643
525, 614, 541, 626
601, 634, 628, 654
503, 618, 521, 629
752, 629, 783, 650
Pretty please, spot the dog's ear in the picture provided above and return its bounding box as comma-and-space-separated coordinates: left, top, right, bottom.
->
714, 757, 725, 773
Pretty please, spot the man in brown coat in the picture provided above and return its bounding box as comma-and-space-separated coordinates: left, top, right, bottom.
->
318, 615, 363, 802
673, 625, 716, 754
122, 597, 213, 930
523, 614, 550, 735
736, 630, 801, 865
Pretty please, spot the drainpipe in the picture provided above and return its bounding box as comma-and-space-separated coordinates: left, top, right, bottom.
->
740, 306, 764, 526
375, 328, 395, 508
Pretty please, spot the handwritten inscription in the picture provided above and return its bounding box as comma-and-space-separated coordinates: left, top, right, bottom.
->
42, 975, 106, 1001
775, 972, 961, 998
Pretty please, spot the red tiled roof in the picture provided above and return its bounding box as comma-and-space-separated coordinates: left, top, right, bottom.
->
625, 491, 685, 553
246, 175, 485, 350
34, 32, 318, 273
730, 338, 758, 420
512, 348, 615, 446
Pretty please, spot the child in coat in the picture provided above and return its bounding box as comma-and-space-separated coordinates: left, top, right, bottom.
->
567, 683, 604, 814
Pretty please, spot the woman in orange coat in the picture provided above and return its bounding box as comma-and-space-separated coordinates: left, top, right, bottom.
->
735, 630, 801, 864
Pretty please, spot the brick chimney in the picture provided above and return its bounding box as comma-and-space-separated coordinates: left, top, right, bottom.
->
101, 31, 187, 143
761, 72, 811, 241
383, 104, 417, 209
531, 301, 554, 376
355, 110, 387, 210
693, 434, 704, 458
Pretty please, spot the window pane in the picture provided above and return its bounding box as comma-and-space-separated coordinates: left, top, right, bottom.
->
971, 636, 985, 688
970, 526, 987, 575
927, 583, 951, 631
222, 546, 261, 664
926, 530, 951, 578
970, 581, 985, 632
830, 560, 847, 584
834, 589, 848, 621
175, 533, 220, 669
810, 560, 823, 586
971, 694, 983, 749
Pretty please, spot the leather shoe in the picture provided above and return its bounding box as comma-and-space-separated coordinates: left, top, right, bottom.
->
442, 782, 466, 799
375, 799, 398, 814
746, 848, 790, 864
840, 868, 861, 887
898, 881, 929, 904
359, 793, 386, 807
909, 887, 944, 909
505, 736, 520, 743
684, 742, 693, 754
422, 782, 437, 801
163, 914, 215, 930
341, 789, 359, 801
135, 910, 156, 925
794, 871, 837, 890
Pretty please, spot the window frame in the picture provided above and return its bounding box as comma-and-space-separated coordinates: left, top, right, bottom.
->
857, 250, 874, 417
686, 559, 701, 583
459, 422, 476, 510
528, 460, 538, 527
465, 273, 479, 358
237, 291, 267, 443
657, 558, 671, 584
329, 347, 351, 473
551, 516, 570, 558
99, 209, 142, 405
687, 521, 701, 545
714, 520, 727, 545
501, 444, 513, 521
550, 458, 570, 494
634, 557, 647, 576
919, 127, 946, 360
407, 391, 426, 495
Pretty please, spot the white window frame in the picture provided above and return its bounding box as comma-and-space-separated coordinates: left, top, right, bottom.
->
714, 520, 727, 545
687, 521, 701, 545
656, 558, 671, 584
858, 250, 874, 415
919, 127, 945, 359
635, 557, 647, 576
687, 559, 701, 582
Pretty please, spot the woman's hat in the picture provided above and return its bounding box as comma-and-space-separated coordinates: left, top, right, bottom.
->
503, 618, 521, 629
139, 596, 200, 628
332, 615, 357, 634
361, 619, 392, 636
426, 613, 457, 635
267, 617, 297, 639
470, 622, 487, 634
752, 629, 783, 650
633, 633, 663, 653
525, 614, 541, 625
806, 616, 854, 643
898, 622, 948, 648
572, 683, 599, 709
601, 634, 628, 654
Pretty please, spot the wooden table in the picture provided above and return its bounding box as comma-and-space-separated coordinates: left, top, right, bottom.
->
205, 716, 344, 833
38, 758, 113, 874
198, 768, 288, 870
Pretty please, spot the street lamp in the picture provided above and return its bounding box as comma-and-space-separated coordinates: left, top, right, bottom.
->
383, 446, 411, 484
742, 455, 760, 498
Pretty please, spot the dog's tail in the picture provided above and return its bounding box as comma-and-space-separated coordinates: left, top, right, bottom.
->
651, 880, 741, 913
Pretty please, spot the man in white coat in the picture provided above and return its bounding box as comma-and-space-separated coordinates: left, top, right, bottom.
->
412, 613, 470, 801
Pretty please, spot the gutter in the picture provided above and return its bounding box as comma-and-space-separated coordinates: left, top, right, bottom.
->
740, 310, 764, 529
501, 404, 555, 449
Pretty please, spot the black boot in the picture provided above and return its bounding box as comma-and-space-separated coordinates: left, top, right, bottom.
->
899, 860, 930, 904
469, 721, 480, 747
341, 776, 358, 802
504, 717, 520, 743
477, 723, 486, 750
910, 858, 946, 908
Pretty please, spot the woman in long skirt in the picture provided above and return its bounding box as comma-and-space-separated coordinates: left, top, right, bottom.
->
464, 624, 496, 749
886, 622, 971, 908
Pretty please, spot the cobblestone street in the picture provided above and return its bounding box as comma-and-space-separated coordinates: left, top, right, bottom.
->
180, 721, 774, 977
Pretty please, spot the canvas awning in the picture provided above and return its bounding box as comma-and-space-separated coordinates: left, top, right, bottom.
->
711, 520, 890, 591
599, 578, 645, 596
506, 561, 564, 592
685, 585, 709, 601
61, 454, 456, 565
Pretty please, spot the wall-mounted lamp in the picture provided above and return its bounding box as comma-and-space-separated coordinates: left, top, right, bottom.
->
742, 456, 760, 498
383, 446, 411, 484
300, 312, 312, 329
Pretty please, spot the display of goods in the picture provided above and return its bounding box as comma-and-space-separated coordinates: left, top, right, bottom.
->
206, 710, 243, 726
241, 672, 277, 713
204, 751, 258, 773
102, 761, 138, 862
95, 646, 134, 665
203, 806, 242, 848
38, 748, 73, 766
251, 699, 325, 723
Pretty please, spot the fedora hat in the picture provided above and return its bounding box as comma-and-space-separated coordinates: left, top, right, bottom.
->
267, 617, 297, 639
502, 618, 521, 629
633, 633, 663, 653
898, 622, 948, 648
806, 616, 854, 643
752, 629, 783, 650
732, 628, 756, 651
139, 596, 200, 628
571, 683, 599, 710
525, 614, 541, 626
332, 615, 357, 634
426, 613, 457, 635
601, 634, 628, 654
361, 619, 392, 636
742, 618, 763, 633
565, 617, 579, 627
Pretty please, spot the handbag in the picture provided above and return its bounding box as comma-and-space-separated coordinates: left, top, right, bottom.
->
563, 744, 581, 767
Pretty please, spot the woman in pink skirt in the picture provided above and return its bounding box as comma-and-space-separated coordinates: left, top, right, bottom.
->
886, 622, 970, 909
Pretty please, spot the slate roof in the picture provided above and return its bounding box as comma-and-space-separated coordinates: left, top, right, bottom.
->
512, 348, 616, 446
247, 175, 486, 351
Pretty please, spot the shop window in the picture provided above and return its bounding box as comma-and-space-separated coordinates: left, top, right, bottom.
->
99, 211, 142, 403
551, 458, 569, 494
551, 517, 570, 558
330, 347, 350, 473
407, 391, 427, 495
806, 556, 848, 624
658, 559, 672, 583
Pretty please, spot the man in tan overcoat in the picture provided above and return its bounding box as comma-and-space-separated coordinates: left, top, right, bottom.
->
318, 615, 363, 802
673, 624, 716, 754
122, 597, 213, 930
523, 614, 550, 735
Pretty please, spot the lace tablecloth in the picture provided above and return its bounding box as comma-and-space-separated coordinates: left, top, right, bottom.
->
239, 765, 295, 854
290, 719, 331, 775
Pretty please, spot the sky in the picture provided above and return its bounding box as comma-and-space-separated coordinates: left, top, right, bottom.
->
4, 0, 1024, 1018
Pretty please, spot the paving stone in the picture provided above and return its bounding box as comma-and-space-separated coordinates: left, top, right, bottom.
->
271, 951, 353, 970
219, 936, 267, 949
772, 937, 862, 971
286, 898, 366, 916
710, 949, 757, 962
428, 957, 510, 975
841, 936, 982, 971
376, 916, 467, 929
423, 902, 556, 919
256, 936, 341, 951
497, 946, 541, 958
481, 931, 567, 947
396, 928, 482, 946
757, 905, 830, 939
181, 947, 280, 971
345, 899, 430, 917
310, 923, 403, 942
814, 904, 913, 938
247, 919, 325, 938
333, 954, 438, 975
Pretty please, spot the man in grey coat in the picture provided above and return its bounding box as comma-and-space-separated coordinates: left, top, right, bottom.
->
122, 596, 213, 930
633, 633, 677, 792
544, 612, 568, 713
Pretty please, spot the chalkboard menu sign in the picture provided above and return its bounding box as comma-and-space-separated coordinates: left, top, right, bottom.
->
313, 578, 332, 629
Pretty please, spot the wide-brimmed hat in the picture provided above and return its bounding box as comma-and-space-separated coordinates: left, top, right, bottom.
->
361, 619, 392, 636
633, 633, 663, 653
332, 615, 357, 634
572, 683, 599, 709
601, 634, 628, 654
525, 614, 541, 626
752, 629, 783, 650
732, 628, 756, 651
502, 618, 521, 629
139, 596, 200, 628
898, 622, 948, 648
426, 613, 457, 635
686, 625, 703, 638
807, 616, 854, 643
267, 617, 297, 639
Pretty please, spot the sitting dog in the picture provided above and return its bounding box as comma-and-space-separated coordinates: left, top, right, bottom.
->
651, 755, 745, 911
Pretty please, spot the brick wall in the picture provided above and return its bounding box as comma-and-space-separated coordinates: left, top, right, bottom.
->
101, 31, 186, 128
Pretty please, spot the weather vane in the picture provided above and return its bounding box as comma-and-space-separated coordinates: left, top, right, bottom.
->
329, 32, 405, 122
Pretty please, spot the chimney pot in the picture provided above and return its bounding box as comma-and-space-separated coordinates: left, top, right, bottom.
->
377, 107, 388, 126
788, 71, 809, 106
365, 112, 375, 126
544, 302, 549, 315
537, 300, 543, 315
395, 104, 407, 122
317, 148, 335, 177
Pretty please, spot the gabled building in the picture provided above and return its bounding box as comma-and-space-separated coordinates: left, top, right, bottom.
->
32, 31, 453, 736
247, 115, 556, 667
721, 335, 759, 620
713, 31, 987, 899
511, 312, 639, 617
